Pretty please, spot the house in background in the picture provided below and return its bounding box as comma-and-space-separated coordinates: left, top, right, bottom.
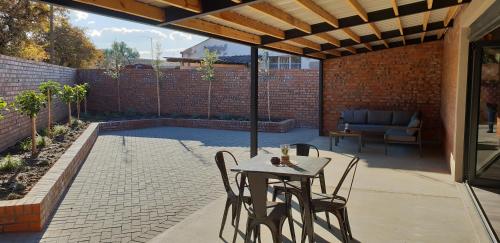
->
178, 38, 318, 70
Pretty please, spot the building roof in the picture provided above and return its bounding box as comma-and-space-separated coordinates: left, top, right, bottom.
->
165, 55, 250, 65
42, 0, 469, 60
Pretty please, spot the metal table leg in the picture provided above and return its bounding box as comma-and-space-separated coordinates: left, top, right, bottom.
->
301, 178, 314, 243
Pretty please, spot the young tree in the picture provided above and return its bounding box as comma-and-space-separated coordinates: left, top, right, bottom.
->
74, 84, 87, 120
12, 91, 46, 156
58, 85, 75, 125
259, 51, 271, 122
198, 49, 218, 119
39, 80, 61, 134
152, 42, 163, 117
0, 97, 7, 120
82, 83, 90, 114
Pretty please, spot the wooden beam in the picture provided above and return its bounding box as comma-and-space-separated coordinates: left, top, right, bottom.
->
346, 0, 368, 22
368, 23, 382, 39
363, 43, 372, 51
265, 42, 303, 55
306, 52, 326, 59
343, 46, 356, 54
231, 0, 242, 3
402, 36, 406, 45
390, 0, 399, 16
249, 2, 311, 33
420, 32, 426, 42
427, 0, 433, 9
175, 19, 261, 44
157, 0, 201, 13
382, 40, 389, 48
73, 0, 166, 21
422, 11, 430, 31
315, 33, 340, 47
342, 28, 361, 43
294, 0, 339, 28
396, 17, 404, 35
323, 49, 341, 56
210, 11, 285, 39
444, 6, 459, 27
288, 38, 322, 51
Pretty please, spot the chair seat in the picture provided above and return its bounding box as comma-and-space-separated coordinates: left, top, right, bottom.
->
249, 201, 289, 220
385, 128, 416, 142
310, 193, 347, 212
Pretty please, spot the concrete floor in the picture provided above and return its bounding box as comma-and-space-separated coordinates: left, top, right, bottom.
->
151, 135, 481, 243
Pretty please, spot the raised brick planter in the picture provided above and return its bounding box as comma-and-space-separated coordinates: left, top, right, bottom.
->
99, 118, 296, 133
0, 123, 98, 232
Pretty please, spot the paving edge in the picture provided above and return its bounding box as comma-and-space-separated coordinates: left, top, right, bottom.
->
0, 123, 99, 232
98, 118, 296, 133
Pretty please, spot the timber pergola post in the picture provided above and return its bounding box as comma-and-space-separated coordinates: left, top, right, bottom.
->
319, 59, 324, 136
250, 46, 258, 157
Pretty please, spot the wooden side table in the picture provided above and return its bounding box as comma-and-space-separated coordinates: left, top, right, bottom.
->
329, 130, 364, 152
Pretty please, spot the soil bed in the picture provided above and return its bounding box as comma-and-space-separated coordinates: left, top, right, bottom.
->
0, 121, 89, 200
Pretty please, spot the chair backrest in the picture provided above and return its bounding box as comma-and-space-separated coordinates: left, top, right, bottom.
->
331, 156, 360, 203
215, 151, 238, 196
290, 143, 319, 157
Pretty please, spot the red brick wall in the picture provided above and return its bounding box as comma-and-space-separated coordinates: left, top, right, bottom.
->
0, 55, 76, 152
77, 68, 319, 128
323, 41, 443, 141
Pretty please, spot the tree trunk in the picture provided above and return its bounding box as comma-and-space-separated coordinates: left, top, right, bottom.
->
68, 103, 72, 126
156, 72, 161, 117
267, 77, 271, 122
84, 97, 87, 114
207, 80, 212, 119
31, 116, 37, 156
117, 78, 121, 113
77, 100, 80, 120
47, 91, 52, 136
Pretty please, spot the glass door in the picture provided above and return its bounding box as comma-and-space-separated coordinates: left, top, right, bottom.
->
466, 41, 500, 186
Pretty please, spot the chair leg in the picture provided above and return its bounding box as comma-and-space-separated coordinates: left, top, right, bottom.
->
232, 201, 242, 243
344, 208, 353, 240
333, 210, 348, 243
272, 188, 278, 202
220, 198, 231, 237
244, 219, 254, 243
231, 201, 237, 226
319, 172, 331, 228
286, 194, 297, 243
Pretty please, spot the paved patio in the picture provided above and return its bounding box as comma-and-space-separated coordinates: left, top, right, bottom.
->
0, 126, 482, 242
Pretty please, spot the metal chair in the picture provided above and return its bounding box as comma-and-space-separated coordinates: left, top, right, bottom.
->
236, 172, 296, 243
215, 151, 251, 242
302, 156, 360, 243
271, 143, 330, 227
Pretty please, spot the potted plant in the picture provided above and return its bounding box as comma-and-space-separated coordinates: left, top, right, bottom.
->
39, 80, 61, 135
198, 48, 218, 119
11, 91, 46, 156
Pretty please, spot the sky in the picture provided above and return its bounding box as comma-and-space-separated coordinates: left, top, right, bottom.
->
68, 9, 208, 58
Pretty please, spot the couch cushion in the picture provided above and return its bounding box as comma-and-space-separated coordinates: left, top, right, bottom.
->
392, 111, 414, 126
385, 129, 417, 142
352, 110, 367, 124
340, 110, 354, 123
406, 117, 421, 135
367, 110, 393, 125
347, 124, 389, 133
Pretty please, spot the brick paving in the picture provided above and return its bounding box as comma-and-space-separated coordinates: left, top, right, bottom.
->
0, 127, 316, 242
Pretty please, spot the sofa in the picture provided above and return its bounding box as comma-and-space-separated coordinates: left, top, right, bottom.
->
337, 110, 422, 156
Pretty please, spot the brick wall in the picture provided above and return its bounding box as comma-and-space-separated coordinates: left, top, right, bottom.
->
0, 55, 76, 151
77, 68, 319, 128
323, 41, 443, 141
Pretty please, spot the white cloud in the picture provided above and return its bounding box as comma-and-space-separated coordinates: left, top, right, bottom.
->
86, 27, 169, 39
73, 10, 89, 22
87, 21, 95, 24
169, 31, 192, 41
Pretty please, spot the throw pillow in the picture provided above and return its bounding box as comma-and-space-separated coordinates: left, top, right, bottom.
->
406, 117, 421, 135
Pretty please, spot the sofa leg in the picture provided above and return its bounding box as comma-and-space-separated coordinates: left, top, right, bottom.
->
384, 141, 388, 155
419, 142, 423, 158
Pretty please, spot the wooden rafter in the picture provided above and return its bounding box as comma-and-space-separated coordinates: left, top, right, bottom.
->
343, 46, 356, 54
306, 52, 326, 59
265, 42, 303, 55
342, 28, 361, 43
157, 0, 201, 13
288, 38, 321, 51
421, 11, 430, 42
444, 6, 459, 27
390, 0, 399, 16
315, 33, 340, 47
363, 43, 372, 51
368, 23, 382, 39
249, 2, 311, 33
427, 0, 433, 9
73, 0, 166, 22
396, 17, 404, 35
323, 49, 341, 56
346, 0, 368, 22
175, 19, 261, 44
294, 0, 339, 27
381, 40, 389, 48
210, 11, 285, 39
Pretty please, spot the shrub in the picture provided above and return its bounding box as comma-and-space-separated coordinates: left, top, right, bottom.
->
71, 118, 84, 129
19, 136, 51, 152
0, 97, 7, 120
52, 125, 69, 137
0, 155, 24, 172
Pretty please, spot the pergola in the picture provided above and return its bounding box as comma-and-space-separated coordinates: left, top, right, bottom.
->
40, 0, 469, 156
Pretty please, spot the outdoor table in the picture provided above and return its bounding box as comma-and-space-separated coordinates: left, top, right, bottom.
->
231, 153, 331, 243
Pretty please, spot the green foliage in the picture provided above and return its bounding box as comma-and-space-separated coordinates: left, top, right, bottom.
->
12, 91, 46, 118
198, 49, 218, 82
52, 125, 69, 137
0, 97, 7, 120
39, 80, 61, 98
0, 155, 24, 172
74, 84, 87, 102
70, 118, 84, 129
102, 41, 139, 79
58, 85, 76, 104
19, 136, 50, 152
